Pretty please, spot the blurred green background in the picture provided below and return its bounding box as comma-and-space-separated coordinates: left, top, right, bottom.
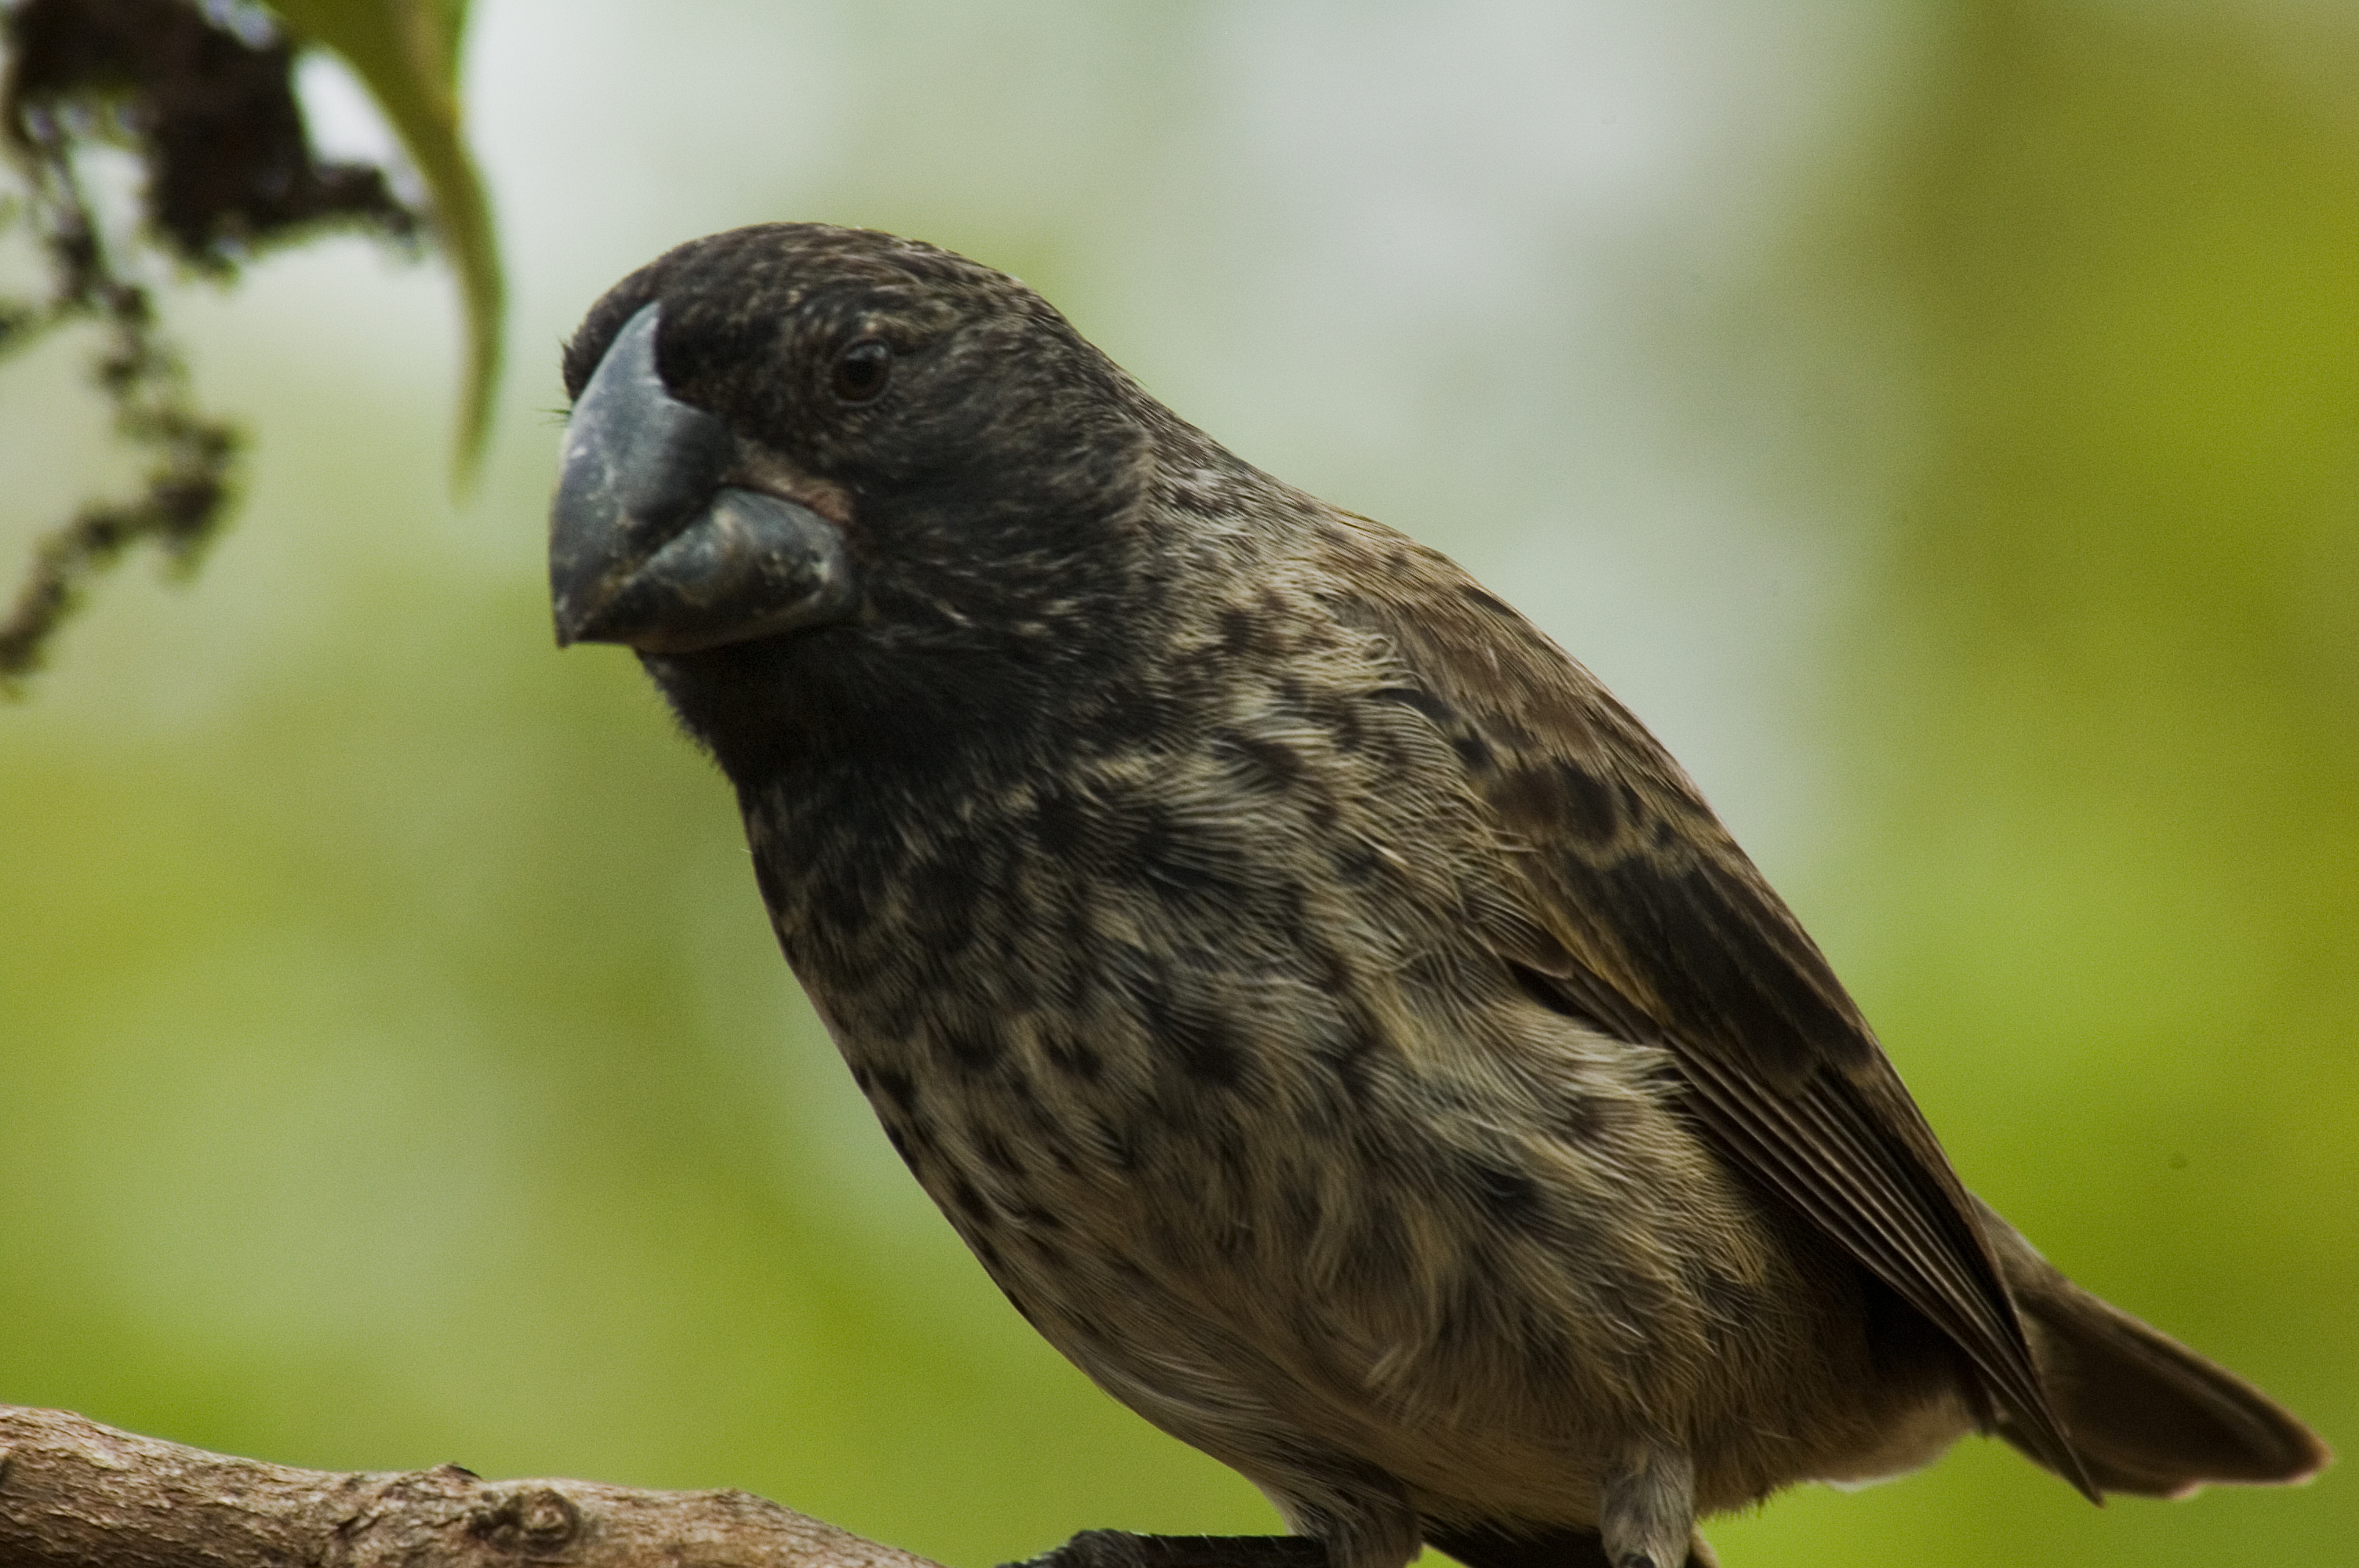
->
2, 2, 2351, 1565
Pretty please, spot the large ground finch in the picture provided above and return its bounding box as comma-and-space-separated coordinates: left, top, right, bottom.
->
549, 224, 2325, 1568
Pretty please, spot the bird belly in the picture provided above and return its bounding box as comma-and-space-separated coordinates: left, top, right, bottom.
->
818, 976, 1968, 1539
761, 731, 1975, 1544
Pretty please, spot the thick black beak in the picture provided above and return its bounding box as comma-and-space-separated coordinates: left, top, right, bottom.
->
549, 303, 857, 652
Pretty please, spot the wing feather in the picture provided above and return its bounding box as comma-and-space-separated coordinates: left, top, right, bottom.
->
1323, 523, 2095, 1497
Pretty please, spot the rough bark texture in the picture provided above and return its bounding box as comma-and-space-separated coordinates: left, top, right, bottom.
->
0, 1404, 947, 1568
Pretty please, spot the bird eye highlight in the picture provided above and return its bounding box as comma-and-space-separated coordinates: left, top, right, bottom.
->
831, 339, 892, 404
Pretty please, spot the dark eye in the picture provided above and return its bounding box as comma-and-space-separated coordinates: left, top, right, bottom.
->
831, 339, 892, 403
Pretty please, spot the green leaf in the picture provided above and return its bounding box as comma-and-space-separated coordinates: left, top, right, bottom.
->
268, 0, 502, 484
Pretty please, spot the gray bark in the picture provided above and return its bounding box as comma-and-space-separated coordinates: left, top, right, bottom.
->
0, 1404, 944, 1568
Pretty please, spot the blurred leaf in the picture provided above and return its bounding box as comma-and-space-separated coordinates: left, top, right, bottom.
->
268, 0, 501, 482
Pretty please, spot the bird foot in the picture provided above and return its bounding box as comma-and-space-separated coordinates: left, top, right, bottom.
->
1005, 1530, 1331, 1568
1601, 1447, 1698, 1568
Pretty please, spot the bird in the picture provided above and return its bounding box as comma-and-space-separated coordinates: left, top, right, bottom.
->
547, 223, 2328, 1568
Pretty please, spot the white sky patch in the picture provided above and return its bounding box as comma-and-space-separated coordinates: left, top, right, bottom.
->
293, 49, 409, 175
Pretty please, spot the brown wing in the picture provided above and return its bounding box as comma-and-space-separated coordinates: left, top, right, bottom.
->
1329, 528, 2096, 1498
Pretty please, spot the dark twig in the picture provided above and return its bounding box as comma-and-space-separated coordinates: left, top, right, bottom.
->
0, 100, 239, 683
0, 0, 420, 686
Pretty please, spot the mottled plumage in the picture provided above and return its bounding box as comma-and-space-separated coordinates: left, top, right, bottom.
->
550, 223, 2326, 1568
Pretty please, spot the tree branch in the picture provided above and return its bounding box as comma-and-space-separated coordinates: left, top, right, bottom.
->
0, 1403, 947, 1568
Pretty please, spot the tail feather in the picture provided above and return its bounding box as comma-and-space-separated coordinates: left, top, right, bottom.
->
1976, 1197, 2331, 1497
